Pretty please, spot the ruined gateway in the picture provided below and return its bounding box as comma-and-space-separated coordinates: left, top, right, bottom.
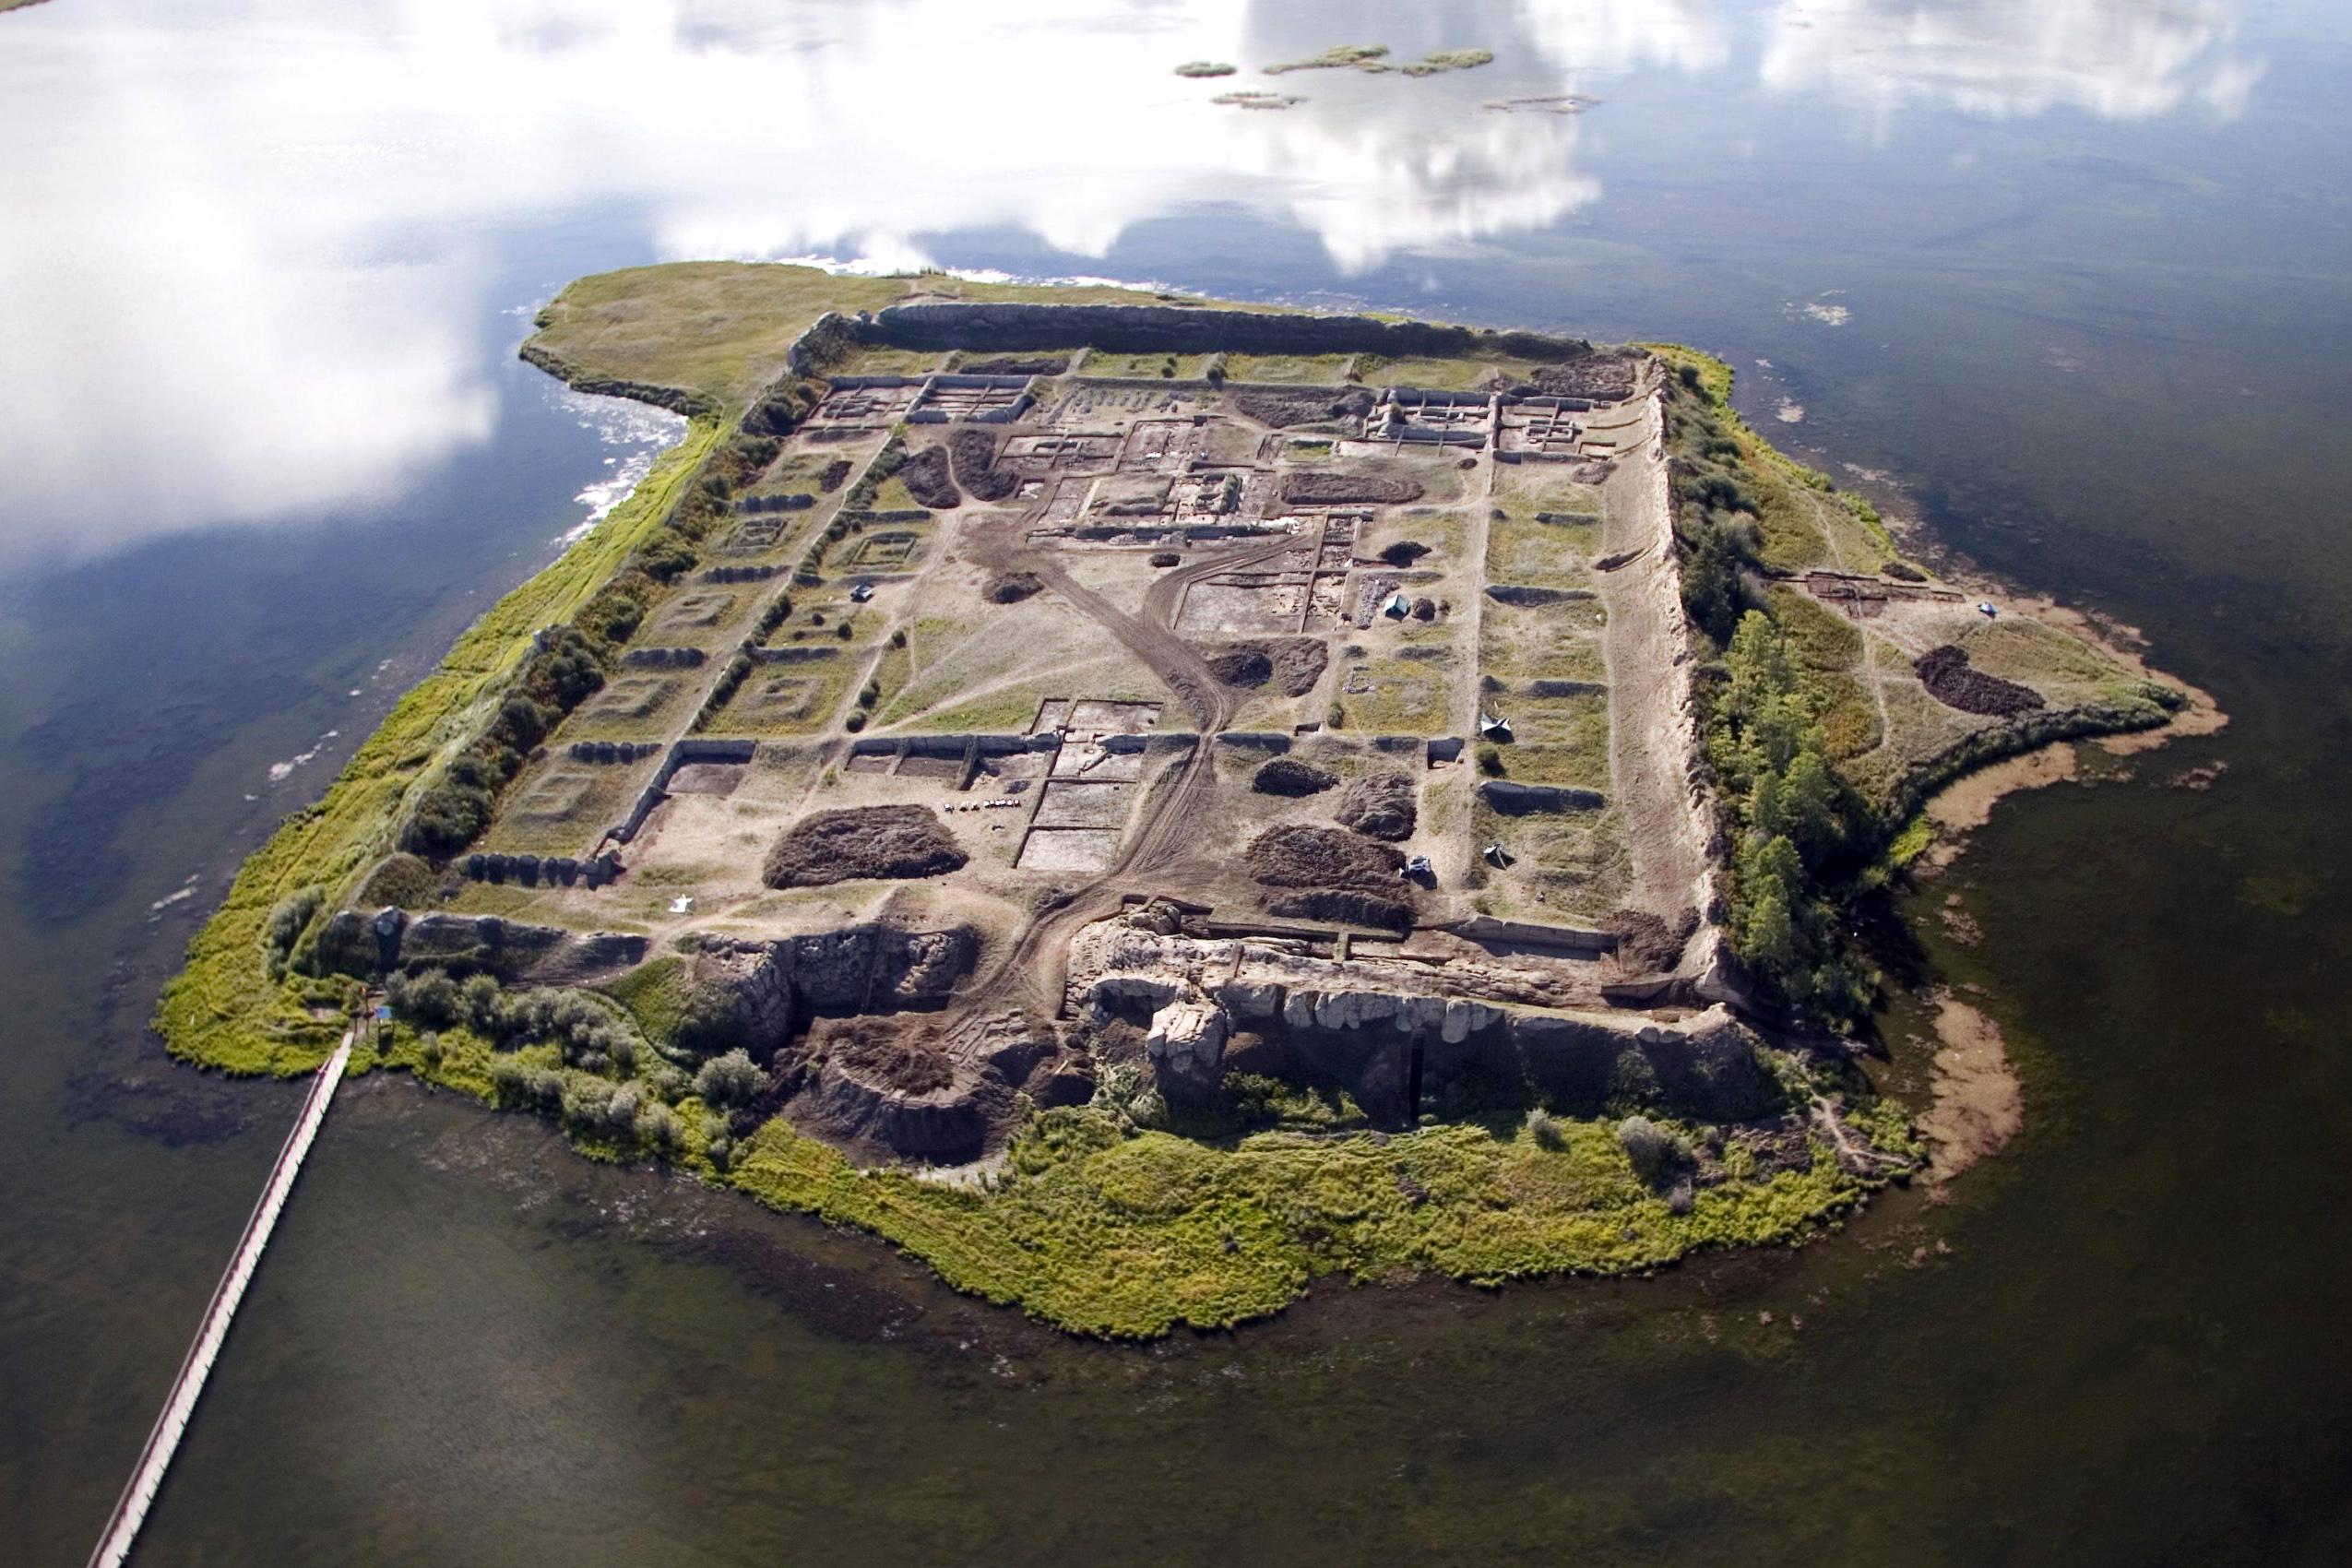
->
170, 268, 2196, 1334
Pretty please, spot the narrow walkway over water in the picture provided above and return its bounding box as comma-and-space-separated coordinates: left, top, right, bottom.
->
87, 1033, 352, 1568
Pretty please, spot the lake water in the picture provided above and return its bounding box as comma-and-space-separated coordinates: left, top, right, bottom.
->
5, 1, 2351, 1562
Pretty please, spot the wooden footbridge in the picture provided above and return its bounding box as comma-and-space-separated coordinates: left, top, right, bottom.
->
86, 1029, 353, 1568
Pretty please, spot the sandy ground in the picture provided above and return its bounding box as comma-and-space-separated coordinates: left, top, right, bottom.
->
1918, 990, 2023, 1182
1594, 386, 1713, 922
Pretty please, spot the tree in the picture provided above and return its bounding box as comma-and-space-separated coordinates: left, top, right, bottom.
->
1682, 524, 1742, 644
1780, 749, 1840, 860
1738, 884, 1798, 972
694, 1048, 765, 1108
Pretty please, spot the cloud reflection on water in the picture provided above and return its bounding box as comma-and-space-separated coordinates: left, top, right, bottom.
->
1761, 0, 2262, 123
0, 0, 2264, 566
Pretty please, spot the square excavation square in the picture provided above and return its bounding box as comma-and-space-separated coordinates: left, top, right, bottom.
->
580, 675, 678, 724
1030, 780, 1137, 830
513, 773, 595, 821
1016, 826, 1122, 872
1063, 700, 1161, 735
651, 590, 738, 634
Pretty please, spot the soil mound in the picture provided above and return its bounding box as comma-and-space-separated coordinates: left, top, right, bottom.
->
1246, 826, 1405, 890
818, 458, 852, 492
1530, 352, 1642, 401
1606, 906, 1700, 973
957, 355, 1067, 375
1268, 889, 1414, 934
1252, 756, 1337, 797
1206, 637, 1327, 695
899, 445, 960, 509
763, 805, 968, 888
948, 426, 1021, 502
1335, 771, 1418, 840
1282, 471, 1424, 506
1234, 388, 1375, 429
812, 1016, 955, 1095
987, 571, 1044, 604
1915, 645, 2045, 716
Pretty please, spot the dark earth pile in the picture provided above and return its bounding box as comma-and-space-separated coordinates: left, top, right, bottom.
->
1529, 352, 1642, 400
898, 445, 960, 509
763, 805, 968, 888
1379, 539, 1430, 565
1205, 637, 1328, 695
1282, 470, 1424, 506
1606, 906, 1700, 973
1914, 645, 2046, 716
818, 458, 852, 492
1266, 888, 1414, 934
1246, 825, 1405, 889
1233, 387, 1375, 429
809, 1016, 955, 1094
948, 427, 1021, 502
986, 571, 1044, 604
956, 355, 1068, 375
1334, 771, 1418, 840
1252, 756, 1337, 796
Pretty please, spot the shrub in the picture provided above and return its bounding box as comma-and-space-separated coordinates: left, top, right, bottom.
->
1477, 743, 1503, 777
263, 886, 324, 978
844, 711, 866, 732
695, 1048, 765, 1107
890, 627, 907, 647
1526, 1107, 1565, 1151
1617, 1114, 1686, 1186
386, 968, 464, 1029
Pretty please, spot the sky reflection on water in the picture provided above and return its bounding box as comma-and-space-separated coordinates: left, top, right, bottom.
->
0, 0, 2268, 564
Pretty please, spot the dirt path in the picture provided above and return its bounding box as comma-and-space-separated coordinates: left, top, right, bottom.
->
955, 528, 1303, 1016
1592, 389, 1712, 922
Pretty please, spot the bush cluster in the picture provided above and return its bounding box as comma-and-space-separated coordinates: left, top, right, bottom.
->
400, 417, 790, 861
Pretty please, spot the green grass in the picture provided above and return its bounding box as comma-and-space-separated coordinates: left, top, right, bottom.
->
526, 263, 907, 413
1223, 352, 1356, 384
154, 423, 722, 1076
599, 955, 688, 1046
728, 1105, 1867, 1337
911, 683, 1059, 735
1080, 351, 1215, 380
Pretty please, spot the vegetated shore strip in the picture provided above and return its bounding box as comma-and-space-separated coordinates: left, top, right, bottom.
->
151, 265, 2213, 1336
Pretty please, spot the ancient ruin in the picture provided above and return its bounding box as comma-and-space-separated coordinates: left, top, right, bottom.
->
164, 270, 2198, 1335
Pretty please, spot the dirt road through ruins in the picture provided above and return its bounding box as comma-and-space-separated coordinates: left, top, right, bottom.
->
960, 526, 1304, 1016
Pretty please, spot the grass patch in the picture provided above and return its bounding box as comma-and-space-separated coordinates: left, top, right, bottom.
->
1224, 352, 1356, 384
727, 1105, 1866, 1337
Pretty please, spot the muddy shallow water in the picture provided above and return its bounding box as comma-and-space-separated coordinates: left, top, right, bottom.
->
5, 1, 2352, 1562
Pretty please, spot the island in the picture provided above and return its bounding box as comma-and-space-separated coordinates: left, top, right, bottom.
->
156, 263, 2201, 1336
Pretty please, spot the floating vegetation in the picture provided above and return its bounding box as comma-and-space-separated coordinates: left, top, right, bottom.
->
1212, 90, 1304, 111
1401, 49, 1495, 76
1484, 93, 1596, 115
1263, 43, 1497, 79
1265, 43, 1392, 75
1173, 60, 1237, 78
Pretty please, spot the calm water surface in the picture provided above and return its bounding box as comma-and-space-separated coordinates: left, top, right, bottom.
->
4, 2, 2350, 1562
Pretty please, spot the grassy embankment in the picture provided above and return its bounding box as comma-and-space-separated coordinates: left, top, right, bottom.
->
1647, 343, 2184, 1021
156, 264, 957, 1075
160, 267, 1912, 1336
